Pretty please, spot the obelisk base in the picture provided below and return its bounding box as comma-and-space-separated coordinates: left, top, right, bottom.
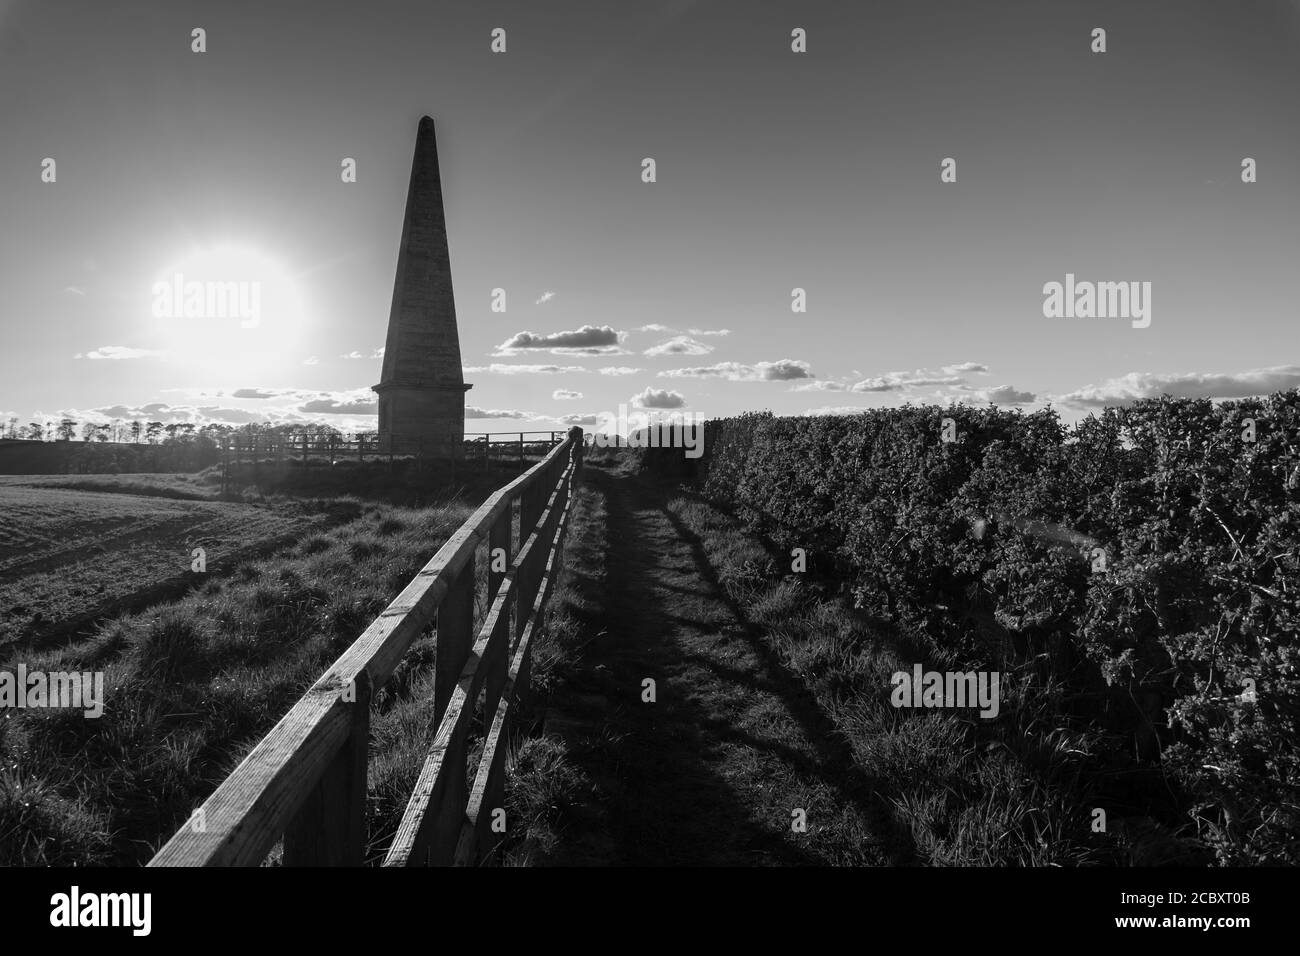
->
374, 382, 472, 458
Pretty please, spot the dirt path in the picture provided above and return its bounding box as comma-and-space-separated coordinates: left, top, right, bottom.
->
536, 464, 906, 866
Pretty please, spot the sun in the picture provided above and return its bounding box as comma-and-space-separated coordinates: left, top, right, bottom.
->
150, 243, 308, 377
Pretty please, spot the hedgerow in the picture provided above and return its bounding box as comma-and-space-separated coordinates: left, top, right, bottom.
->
683, 393, 1300, 864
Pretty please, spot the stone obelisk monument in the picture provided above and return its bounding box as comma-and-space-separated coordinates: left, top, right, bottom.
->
372, 116, 471, 458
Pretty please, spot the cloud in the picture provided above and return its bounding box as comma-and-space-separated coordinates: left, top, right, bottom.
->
466, 406, 530, 420
1056, 365, 1300, 408
552, 389, 583, 400
59, 389, 397, 429
644, 335, 713, 357
557, 413, 602, 426
794, 362, 988, 394
77, 345, 162, 361
850, 369, 963, 392
960, 385, 1037, 406
659, 359, 812, 382
298, 397, 378, 415
90, 405, 142, 419
195, 405, 280, 424
635, 324, 729, 337
63, 286, 86, 296
495, 324, 625, 355
804, 405, 871, 417
598, 366, 642, 376
66, 402, 297, 427
303, 356, 319, 366
632, 387, 686, 409
535, 291, 556, 305
848, 364, 987, 392
340, 351, 364, 359
790, 381, 847, 392
372, 347, 385, 358
463, 363, 588, 375
542, 346, 630, 356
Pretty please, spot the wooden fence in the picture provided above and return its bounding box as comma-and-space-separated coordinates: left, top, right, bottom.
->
148, 426, 585, 867
465, 431, 569, 470
220, 431, 563, 462
218, 432, 565, 488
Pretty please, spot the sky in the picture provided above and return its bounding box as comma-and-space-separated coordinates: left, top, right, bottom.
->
1, 0, 1298, 435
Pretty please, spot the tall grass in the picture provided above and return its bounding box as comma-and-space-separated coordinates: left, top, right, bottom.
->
0, 494, 485, 866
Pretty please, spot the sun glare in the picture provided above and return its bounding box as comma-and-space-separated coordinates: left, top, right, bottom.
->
150, 243, 308, 377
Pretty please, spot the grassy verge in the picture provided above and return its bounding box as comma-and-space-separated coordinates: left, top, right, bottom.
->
497, 476, 609, 865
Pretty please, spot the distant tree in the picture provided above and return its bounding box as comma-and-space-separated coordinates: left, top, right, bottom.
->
4, 417, 17, 439
81, 422, 97, 442
145, 421, 164, 444
94, 424, 110, 442
27, 421, 44, 441
130, 419, 143, 444
57, 418, 77, 441
164, 423, 180, 442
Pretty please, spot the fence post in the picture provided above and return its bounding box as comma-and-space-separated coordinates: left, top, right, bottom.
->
282, 671, 371, 866
520, 476, 545, 539
569, 427, 584, 478
454, 696, 511, 866
434, 562, 475, 730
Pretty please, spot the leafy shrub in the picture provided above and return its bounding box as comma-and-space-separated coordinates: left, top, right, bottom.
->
685, 392, 1300, 864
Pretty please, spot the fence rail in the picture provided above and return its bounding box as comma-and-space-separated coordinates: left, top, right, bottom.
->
148, 426, 585, 867
218, 431, 565, 479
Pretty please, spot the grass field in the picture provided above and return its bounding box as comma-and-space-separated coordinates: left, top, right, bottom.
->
0, 479, 504, 865
0, 473, 220, 500
0, 482, 335, 647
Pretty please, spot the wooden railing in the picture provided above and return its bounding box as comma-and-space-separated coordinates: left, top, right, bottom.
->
467, 431, 567, 470
218, 431, 564, 463
148, 426, 584, 867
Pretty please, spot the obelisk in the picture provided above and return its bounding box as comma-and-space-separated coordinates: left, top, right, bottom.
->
372, 116, 471, 458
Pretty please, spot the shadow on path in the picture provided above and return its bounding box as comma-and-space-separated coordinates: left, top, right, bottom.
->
540, 463, 913, 865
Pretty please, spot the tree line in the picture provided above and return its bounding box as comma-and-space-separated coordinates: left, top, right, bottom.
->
3, 417, 375, 448
2, 418, 381, 474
